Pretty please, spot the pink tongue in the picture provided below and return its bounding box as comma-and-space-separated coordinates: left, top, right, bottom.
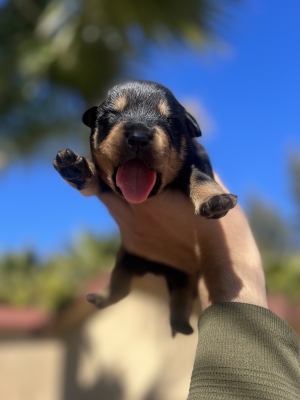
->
116, 159, 157, 204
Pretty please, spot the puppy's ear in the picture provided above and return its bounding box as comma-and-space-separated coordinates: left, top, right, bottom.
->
185, 111, 202, 138
82, 106, 98, 129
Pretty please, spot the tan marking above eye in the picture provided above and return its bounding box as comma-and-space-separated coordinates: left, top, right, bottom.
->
114, 95, 127, 112
158, 100, 171, 117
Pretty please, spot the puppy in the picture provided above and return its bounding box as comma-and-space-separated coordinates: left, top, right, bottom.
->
53, 81, 237, 335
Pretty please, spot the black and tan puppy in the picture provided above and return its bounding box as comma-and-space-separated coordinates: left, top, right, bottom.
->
53, 81, 237, 335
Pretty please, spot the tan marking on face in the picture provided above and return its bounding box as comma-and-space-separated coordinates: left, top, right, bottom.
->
92, 123, 126, 183
92, 127, 99, 150
158, 100, 171, 117
179, 136, 187, 163
153, 127, 186, 188
114, 95, 127, 112
92, 122, 187, 195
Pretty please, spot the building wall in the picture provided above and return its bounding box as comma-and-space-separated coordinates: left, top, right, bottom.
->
0, 338, 65, 400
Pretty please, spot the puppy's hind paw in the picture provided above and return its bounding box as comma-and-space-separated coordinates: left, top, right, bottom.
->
171, 320, 194, 337
86, 293, 105, 309
200, 193, 237, 219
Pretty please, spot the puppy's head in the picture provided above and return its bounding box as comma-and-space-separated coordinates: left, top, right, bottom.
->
82, 81, 201, 203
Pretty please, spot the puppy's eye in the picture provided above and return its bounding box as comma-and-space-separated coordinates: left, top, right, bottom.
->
98, 110, 116, 120
98, 116, 110, 121
166, 117, 182, 129
166, 117, 179, 123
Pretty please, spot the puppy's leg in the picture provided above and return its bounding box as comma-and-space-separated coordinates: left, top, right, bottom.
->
53, 149, 100, 196
86, 248, 133, 309
167, 272, 198, 336
190, 166, 237, 219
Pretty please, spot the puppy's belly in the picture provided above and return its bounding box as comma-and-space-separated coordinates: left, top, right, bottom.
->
122, 236, 201, 273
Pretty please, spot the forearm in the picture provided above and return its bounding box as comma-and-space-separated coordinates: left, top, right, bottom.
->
197, 205, 268, 310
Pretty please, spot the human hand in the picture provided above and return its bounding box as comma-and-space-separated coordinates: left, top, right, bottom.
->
197, 175, 268, 310
98, 172, 268, 311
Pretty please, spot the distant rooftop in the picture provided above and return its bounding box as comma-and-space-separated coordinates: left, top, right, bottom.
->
0, 305, 51, 334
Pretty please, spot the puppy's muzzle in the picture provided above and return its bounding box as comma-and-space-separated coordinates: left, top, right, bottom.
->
127, 132, 150, 151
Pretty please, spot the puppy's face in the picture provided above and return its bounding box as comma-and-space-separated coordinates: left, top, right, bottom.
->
83, 81, 201, 203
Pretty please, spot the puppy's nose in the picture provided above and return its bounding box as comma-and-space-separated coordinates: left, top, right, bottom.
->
127, 132, 149, 151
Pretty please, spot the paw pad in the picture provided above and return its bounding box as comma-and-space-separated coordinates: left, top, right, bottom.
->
200, 194, 237, 219
53, 149, 92, 189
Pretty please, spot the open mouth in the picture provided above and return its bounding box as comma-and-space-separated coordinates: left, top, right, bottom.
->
116, 159, 157, 204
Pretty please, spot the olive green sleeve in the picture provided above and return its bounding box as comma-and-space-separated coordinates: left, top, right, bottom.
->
187, 303, 300, 399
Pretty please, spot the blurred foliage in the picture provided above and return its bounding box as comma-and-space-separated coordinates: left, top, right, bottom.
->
247, 152, 300, 300
247, 199, 289, 254
289, 151, 300, 243
264, 254, 300, 302
0, 234, 118, 311
0, 0, 239, 158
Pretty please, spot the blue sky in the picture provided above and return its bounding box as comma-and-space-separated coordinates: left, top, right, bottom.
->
1, 0, 299, 258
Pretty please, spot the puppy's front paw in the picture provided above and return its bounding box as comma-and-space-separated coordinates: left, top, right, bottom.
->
200, 193, 237, 219
53, 149, 92, 190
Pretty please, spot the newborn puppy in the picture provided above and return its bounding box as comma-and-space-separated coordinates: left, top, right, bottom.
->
53, 81, 237, 335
